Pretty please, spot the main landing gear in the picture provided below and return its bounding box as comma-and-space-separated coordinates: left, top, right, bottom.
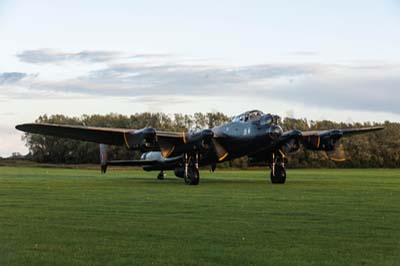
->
184, 153, 200, 185
270, 153, 286, 184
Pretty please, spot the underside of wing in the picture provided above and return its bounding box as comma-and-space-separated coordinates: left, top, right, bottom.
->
339, 126, 385, 136
156, 129, 227, 160
156, 131, 187, 157
277, 126, 384, 162
15, 123, 220, 158
301, 126, 384, 137
300, 126, 384, 150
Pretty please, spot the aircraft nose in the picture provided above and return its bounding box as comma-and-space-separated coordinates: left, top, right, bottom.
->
268, 125, 283, 139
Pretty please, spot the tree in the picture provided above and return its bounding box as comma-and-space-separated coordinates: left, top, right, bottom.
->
22, 112, 398, 168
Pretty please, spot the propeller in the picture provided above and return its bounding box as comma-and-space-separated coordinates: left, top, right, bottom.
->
278, 130, 302, 156
192, 129, 228, 162
326, 143, 346, 162
280, 129, 347, 162
281, 138, 300, 155
211, 138, 229, 161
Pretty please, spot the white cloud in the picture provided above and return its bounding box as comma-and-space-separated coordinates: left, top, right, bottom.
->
271, 64, 400, 114
1, 49, 399, 157
17, 49, 121, 64
3, 52, 399, 115
16, 49, 172, 64
0, 72, 27, 84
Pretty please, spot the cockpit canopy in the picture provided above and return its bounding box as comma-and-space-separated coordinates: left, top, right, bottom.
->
231, 110, 263, 123
231, 110, 280, 125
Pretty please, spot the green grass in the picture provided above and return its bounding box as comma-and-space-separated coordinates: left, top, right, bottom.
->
0, 167, 399, 266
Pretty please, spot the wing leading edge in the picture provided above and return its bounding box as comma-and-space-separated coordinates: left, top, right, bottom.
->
277, 126, 384, 161
16, 123, 207, 157
16, 123, 129, 146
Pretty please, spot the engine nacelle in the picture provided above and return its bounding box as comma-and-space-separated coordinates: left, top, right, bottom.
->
281, 138, 300, 154
127, 127, 157, 151
278, 130, 302, 155
302, 130, 343, 151
159, 129, 214, 157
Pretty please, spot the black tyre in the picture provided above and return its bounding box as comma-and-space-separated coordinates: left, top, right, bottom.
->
184, 167, 200, 185
270, 165, 286, 184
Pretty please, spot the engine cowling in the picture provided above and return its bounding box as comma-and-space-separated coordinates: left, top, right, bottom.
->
158, 129, 215, 158
126, 127, 157, 151
281, 138, 300, 154
278, 130, 302, 155
302, 130, 343, 151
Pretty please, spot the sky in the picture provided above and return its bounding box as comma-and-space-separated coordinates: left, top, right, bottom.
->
0, 0, 399, 157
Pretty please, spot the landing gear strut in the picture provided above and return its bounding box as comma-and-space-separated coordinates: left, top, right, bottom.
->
157, 170, 165, 180
184, 153, 200, 185
270, 153, 286, 184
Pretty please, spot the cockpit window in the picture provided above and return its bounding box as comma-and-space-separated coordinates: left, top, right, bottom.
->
232, 110, 264, 123
260, 114, 273, 125
248, 111, 263, 121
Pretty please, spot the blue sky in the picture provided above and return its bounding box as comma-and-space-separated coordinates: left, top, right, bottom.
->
0, 0, 399, 156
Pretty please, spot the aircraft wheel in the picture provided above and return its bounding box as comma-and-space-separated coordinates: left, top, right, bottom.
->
270, 164, 286, 184
184, 167, 200, 185
157, 171, 165, 180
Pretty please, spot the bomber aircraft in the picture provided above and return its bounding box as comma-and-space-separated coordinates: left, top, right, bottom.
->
16, 110, 383, 185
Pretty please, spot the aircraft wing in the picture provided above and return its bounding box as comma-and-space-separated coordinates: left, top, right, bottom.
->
15, 123, 221, 159
278, 126, 384, 161
15, 123, 186, 153
301, 126, 385, 137
300, 126, 384, 149
16, 123, 130, 146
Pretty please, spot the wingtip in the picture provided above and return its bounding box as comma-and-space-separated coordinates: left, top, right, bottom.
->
15, 123, 33, 132
15, 124, 24, 131
370, 126, 385, 132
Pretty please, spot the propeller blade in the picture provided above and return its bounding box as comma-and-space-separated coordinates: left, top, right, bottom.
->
281, 138, 300, 155
211, 138, 228, 161
211, 163, 216, 172
326, 143, 346, 162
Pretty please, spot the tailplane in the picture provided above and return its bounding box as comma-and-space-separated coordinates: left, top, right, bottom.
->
100, 144, 108, 173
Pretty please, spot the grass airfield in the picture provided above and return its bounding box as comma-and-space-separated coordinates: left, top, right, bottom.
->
0, 167, 399, 266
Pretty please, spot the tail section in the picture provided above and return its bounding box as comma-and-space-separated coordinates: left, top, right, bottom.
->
100, 144, 108, 173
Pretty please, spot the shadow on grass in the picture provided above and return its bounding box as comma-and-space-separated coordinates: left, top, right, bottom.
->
112, 176, 315, 186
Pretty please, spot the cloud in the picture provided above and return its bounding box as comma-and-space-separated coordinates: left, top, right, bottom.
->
0, 112, 16, 116
130, 54, 173, 59
290, 51, 318, 56
0, 72, 27, 84
16, 49, 171, 64
17, 49, 121, 64
130, 95, 195, 105
27, 63, 314, 98
4, 49, 400, 115
272, 75, 400, 114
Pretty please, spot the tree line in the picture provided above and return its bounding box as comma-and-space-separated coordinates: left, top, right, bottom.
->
21, 112, 400, 168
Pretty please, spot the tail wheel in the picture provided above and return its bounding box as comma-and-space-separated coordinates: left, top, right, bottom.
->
157, 171, 165, 180
184, 167, 200, 185
270, 164, 286, 184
